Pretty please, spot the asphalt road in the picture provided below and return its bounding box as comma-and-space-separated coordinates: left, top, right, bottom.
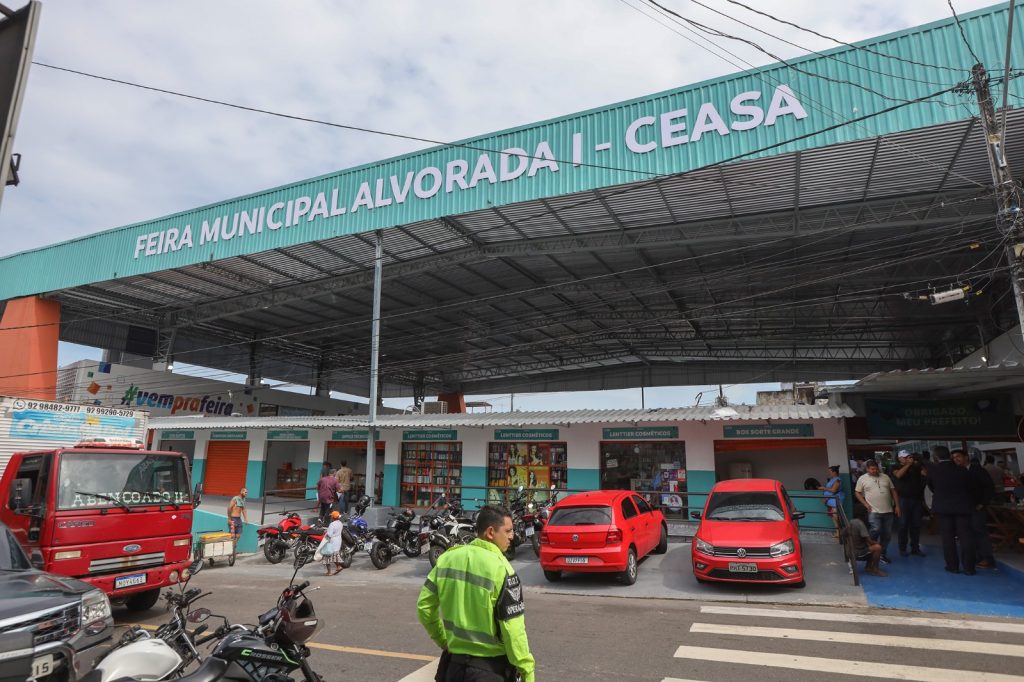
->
113, 554, 1024, 682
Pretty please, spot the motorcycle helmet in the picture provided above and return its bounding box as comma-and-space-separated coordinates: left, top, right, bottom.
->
429, 515, 444, 530
356, 495, 371, 512
402, 509, 415, 520
275, 594, 322, 646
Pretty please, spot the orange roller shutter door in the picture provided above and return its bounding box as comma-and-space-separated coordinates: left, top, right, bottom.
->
204, 440, 249, 495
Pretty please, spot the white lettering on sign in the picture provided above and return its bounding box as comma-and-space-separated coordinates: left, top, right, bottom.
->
131, 85, 808, 260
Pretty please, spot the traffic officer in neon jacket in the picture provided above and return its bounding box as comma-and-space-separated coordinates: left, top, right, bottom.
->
417, 506, 536, 682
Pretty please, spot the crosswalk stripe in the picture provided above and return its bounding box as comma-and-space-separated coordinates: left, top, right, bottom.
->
700, 605, 1024, 634
673, 646, 1024, 681
690, 623, 1024, 658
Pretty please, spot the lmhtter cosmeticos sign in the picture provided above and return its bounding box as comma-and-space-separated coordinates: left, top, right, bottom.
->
864, 398, 1016, 438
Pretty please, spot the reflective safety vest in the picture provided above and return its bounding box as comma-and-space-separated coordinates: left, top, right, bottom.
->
417, 538, 535, 682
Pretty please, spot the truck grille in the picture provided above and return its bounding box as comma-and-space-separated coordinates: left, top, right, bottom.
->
712, 546, 772, 558
88, 552, 165, 574
0, 603, 81, 646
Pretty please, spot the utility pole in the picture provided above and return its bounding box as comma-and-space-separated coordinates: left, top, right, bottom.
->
366, 230, 383, 503
973, 63, 1024, 333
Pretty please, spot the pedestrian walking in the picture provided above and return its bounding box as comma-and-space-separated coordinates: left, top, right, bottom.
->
417, 505, 536, 682
227, 488, 248, 544
927, 446, 976, 575
316, 470, 339, 521
817, 465, 844, 539
321, 510, 345, 576
335, 460, 353, 514
891, 450, 927, 557
854, 460, 900, 563
966, 452, 997, 569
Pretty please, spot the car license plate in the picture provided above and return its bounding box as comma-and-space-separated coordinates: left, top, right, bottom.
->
565, 556, 589, 564
31, 654, 55, 680
728, 562, 757, 573
524, 526, 534, 537
115, 572, 148, 589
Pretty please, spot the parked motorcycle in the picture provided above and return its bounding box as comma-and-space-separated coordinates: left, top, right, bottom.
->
291, 524, 330, 570
368, 508, 420, 569
505, 485, 530, 559
421, 496, 476, 568
86, 568, 326, 682
257, 512, 308, 564
88, 559, 208, 680
525, 485, 559, 558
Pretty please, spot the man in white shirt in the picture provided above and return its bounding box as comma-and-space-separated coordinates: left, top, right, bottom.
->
854, 460, 901, 564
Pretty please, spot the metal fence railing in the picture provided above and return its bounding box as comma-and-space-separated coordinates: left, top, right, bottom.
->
259, 487, 317, 525
834, 499, 861, 587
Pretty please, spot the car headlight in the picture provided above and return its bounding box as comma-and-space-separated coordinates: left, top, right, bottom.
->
81, 589, 112, 627
695, 538, 715, 555
770, 539, 795, 558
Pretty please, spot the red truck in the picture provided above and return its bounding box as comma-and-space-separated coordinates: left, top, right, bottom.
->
0, 436, 199, 611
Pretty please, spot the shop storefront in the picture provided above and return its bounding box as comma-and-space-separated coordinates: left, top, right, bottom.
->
486, 428, 567, 504
264, 429, 310, 498
400, 430, 462, 507
326, 430, 385, 502
204, 431, 249, 496
599, 427, 686, 494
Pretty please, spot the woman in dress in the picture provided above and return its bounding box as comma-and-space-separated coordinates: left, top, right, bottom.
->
818, 465, 844, 539
322, 510, 345, 576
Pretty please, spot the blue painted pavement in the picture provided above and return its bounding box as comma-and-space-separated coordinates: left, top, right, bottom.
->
860, 543, 1024, 619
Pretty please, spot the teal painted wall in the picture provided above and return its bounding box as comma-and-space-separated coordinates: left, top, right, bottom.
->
568, 468, 600, 492
1, 5, 1020, 300
461, 466, 487, 510
686, 470, 716, 516
192, 459, 206, 489
382, 464, 400, 507
306, 466, 322, 501
192, 508, 257, 554
245, 461, 266, 498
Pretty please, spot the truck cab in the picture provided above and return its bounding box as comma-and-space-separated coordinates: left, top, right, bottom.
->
0, 437, 197, 611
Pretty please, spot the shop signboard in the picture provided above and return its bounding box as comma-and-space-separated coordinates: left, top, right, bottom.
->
602, 427, 678, 440
494, 429, 559, 441
331, 429, 380, 440
267, 429, 309, 440
210, 430, 247, 441
403, 429, 458, 441
723, 424, 815, 438
865, 398, 1015, 438
159, 430, 195, 441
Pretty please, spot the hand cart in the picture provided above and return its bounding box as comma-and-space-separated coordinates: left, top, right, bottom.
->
194, 531, 236, 567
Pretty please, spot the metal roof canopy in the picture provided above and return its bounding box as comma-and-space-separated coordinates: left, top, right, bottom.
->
6, 5, 1024, 398
149, 403, 855, 431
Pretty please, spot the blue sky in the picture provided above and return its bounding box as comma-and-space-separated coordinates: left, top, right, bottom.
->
16, 0, 999, 410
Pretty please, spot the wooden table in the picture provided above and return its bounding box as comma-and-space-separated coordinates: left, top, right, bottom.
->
987, 505, 1024, 551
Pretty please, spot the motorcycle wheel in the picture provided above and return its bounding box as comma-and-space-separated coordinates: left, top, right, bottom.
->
340, 546, 354, 569
428, 544, 445, 568
505, 543, 517, 561
264, 540, 287, 564
370, 541, 392, 570
457, 529, 475, 545
402, 534, 422, 558
531, 533, 541, 558
294, 543, 312, 569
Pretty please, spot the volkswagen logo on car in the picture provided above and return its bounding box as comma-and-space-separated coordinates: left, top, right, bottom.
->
572, 534, 579, 542
736, 548, 747, 558
122, 544, 142, 553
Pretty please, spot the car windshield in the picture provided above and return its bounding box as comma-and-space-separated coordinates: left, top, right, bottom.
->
548, 506, 612, 526
0, 528, 31, 570
705, 491, 784, 521
57, 452, 191, 510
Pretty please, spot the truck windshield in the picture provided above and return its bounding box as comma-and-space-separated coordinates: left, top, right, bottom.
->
57, 452, 191, 510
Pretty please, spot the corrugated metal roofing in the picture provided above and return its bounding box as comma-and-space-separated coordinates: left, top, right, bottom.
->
150, 403, 854, 431
844, 363, 1024, 394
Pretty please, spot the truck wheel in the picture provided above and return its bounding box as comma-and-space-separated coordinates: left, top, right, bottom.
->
125, 588, 161, 612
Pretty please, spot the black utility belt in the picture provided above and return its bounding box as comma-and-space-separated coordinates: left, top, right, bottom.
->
449, 653, 513, 675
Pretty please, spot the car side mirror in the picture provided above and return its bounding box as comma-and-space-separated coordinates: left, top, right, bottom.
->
792, 512, 805, 520
690, 511, 701, 520
29, 550, 44, 570
192, 483, 203, 508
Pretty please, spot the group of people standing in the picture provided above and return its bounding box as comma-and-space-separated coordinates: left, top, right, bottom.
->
842, 446, 999, 576
315, 461, 354, 520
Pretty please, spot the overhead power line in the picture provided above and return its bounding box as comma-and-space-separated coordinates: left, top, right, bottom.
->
948, 0, 984, 66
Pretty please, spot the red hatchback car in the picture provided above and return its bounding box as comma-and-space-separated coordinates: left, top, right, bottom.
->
539, 490, 667, 584
691, 479, 806, 587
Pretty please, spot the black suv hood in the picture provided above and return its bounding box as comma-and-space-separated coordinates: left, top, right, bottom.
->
0, 569, 91, 621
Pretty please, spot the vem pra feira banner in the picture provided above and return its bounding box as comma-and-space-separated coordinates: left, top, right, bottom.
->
864, 398, 1016, 438
10, 409, 138, 441
130, 86, 807, 261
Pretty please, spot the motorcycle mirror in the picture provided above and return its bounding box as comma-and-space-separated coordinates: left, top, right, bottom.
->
517, 485, 524, 493
187, 608, 212, 623
183, 557, 204, 581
